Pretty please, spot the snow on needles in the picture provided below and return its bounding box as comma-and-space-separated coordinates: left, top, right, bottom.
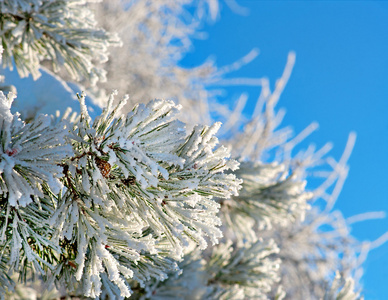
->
0, 91, 72, 207
48, 92, 241, 298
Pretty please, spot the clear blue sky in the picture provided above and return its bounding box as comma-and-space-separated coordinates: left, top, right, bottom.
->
181, 1, 388, 299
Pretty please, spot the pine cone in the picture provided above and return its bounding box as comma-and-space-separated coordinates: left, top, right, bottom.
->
95, 157, 111, 178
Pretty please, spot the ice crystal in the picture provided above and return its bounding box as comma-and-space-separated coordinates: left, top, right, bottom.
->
0, 91, 72, 207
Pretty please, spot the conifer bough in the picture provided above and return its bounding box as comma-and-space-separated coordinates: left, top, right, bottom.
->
0, 89, 241, 298
0, 0, 119, 83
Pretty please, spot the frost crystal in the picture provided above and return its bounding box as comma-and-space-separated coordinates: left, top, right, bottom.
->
220, 161, 312, 244
0, 91, 72, 207
49, 93, 241, 298
0, 0, 120, 83
323, 271, 363, 300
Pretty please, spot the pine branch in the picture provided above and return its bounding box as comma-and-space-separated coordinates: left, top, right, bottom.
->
0, 0, 120, 84
43, 92, 241, 298
323, 271, 362, 300
220, 161, 312, 244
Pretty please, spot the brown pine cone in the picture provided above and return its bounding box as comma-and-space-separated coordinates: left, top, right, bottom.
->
95, 157, 111, 178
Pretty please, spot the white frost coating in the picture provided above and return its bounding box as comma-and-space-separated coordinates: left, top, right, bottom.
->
75, 223, 88, 281
222, 161, 312, 243
323, 271, 362, 300
78, 92, 92, 125
55, 94, 241, 297
96, 244, 131, 297
89, 0, 226, 127
0, 0, 120, 83
0, 91, 72, 207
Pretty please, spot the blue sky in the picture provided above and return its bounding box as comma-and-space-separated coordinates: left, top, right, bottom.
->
181, 1, 388, 298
